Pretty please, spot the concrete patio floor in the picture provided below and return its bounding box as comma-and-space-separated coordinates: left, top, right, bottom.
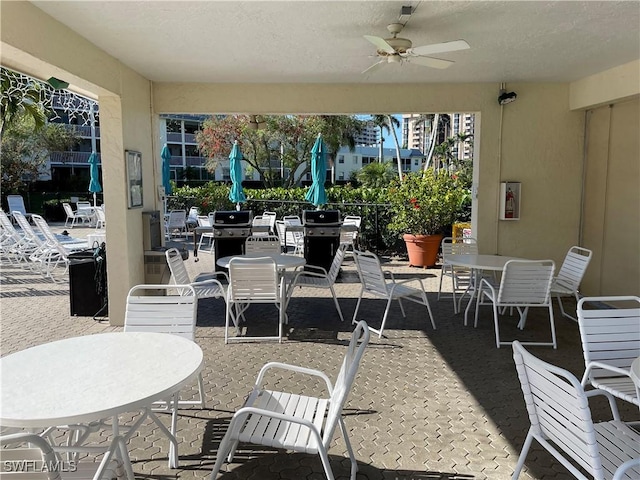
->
1, 225, 637, 480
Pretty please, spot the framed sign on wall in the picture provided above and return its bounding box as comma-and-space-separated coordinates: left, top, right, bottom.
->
125, 150, 143, 208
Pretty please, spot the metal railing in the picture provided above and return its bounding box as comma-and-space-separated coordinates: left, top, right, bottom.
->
49, 151, 101, 164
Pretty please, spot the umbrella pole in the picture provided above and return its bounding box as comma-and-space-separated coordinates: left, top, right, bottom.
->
93, 192, 97, 207
236, 203, 240, 211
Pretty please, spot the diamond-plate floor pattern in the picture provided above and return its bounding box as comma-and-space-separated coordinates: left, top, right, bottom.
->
1, 227, 638, 480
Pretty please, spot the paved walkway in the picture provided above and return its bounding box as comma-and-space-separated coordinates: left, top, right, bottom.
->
1, 226, 637, 480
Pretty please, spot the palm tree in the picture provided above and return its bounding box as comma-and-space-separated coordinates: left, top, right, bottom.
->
370, 114, 403, 182
319, 115, 363, 184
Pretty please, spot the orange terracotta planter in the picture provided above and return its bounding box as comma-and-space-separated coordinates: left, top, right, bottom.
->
403, 233, 444, 267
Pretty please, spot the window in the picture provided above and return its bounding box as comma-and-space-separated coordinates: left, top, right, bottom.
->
338, 155, 344, 164
338, 172, 344, 180
414, 158, 419, 166
353, 157, 358, 165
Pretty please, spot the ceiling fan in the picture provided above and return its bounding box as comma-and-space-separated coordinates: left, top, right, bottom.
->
362, 23, 470, 74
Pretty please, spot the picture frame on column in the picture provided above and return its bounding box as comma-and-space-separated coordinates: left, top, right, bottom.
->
126, 150, 143, 209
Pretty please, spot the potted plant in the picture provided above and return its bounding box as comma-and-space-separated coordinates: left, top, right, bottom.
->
388, 170, 467, 267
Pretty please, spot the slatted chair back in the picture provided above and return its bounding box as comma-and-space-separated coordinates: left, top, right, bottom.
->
322, 320, 370, 446
554, 246, 592, 293
95, 206, 106, 229
339, 215, 361, 247
7, 195, 27, 216
76, 201, 93, 217
512, 341, 606, 478
442, 236, 478, 255
250, 215, 271, 237
275, 220, 286, 248
326, 243, 348, 284
228, 256, 279, 304
353, 250, 389, 297
166, 210, 187, 237
578, 296, 640, 406
245, 235, 280, 254
262, 211, 277, 232
125, 284, 197, 340
31, 215, 64, 253
283, 216, 304, 253
497, 260, 555, 306
165, 247, 193, 295
197, 215, 211, 228
12, 211, 43, 248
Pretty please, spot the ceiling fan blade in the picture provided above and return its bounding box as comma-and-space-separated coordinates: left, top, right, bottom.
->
405, 56, 454, 69
361, 59, 387, 75
363, 35, 396, 55
408, 39, 470, 56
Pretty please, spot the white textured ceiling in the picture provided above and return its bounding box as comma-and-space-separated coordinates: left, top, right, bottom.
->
32, 1, 640, 84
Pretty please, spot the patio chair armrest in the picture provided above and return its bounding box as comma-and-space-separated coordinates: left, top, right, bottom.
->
290, 270, 327, 284
581, 361, 635, 385
192, 278, 225, 290
584, 388, 621, 421
613, 459, 640, 480
395, 277, 427, 290
254, 361, 334, 393
383, 270, 396, 281
301, 264, 329, 276
478, 277, 498, 297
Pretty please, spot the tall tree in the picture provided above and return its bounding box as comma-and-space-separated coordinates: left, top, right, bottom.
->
370, 114, 402, 181
318, 115, 364, 183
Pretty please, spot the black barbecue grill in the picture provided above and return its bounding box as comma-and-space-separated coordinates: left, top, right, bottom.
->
212, 210, 252, 270
302, 210, 341, 272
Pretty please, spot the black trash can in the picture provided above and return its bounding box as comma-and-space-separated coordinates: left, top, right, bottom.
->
69, 248, 107, 317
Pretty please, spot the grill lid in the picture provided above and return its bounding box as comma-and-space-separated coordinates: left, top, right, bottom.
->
212, 210, 252, 226
302, 210, 341, 226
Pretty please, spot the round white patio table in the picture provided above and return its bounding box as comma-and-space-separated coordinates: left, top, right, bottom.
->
0, 331, 203, 468
216, 253, 306, 271
443, 254, 523, 326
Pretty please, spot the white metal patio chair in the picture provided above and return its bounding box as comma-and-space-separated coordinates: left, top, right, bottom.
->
511, 341, 640, 480
577, 296, 640, 408
196, 215, 214, 253
286, 243, 347, 322
339, 215, 361, 251
283, 215, 304, 255
94, 205, 106, 229
474, 259, 556, 348
352, 250, 436, 338
225, 256, 285, 343
125, 284, 205, 408
438, 236, 478, 314
245, 235, 281, 254
63, 202, 92, 228
210, 321, 371, 480
165, 247, 227, 300
165, 210, 187, 238
550, 246, 593, 321
262, 211, 277, 234
0, 210, 28, 265
0, 433, 135, 480
250, 215, 271, 237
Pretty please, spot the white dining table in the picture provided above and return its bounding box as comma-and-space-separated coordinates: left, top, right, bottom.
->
443, 254, 522, 325
216, 253, 306, 271
0, 331, 203, 468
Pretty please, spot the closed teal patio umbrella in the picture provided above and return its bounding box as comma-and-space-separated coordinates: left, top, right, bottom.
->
305, 134, 327, 208
228, 141, 246, 210
88, 151, 101, 207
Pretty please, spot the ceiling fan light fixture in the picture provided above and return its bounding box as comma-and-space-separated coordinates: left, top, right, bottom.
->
498, 89, 517, 105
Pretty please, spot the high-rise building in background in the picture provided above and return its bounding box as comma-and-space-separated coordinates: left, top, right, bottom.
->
402, 113, 475, 160
353, 121, 379, 147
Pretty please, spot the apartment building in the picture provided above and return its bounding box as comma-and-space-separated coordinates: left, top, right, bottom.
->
401, 113, 475, 159
333, 146, 424, 181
